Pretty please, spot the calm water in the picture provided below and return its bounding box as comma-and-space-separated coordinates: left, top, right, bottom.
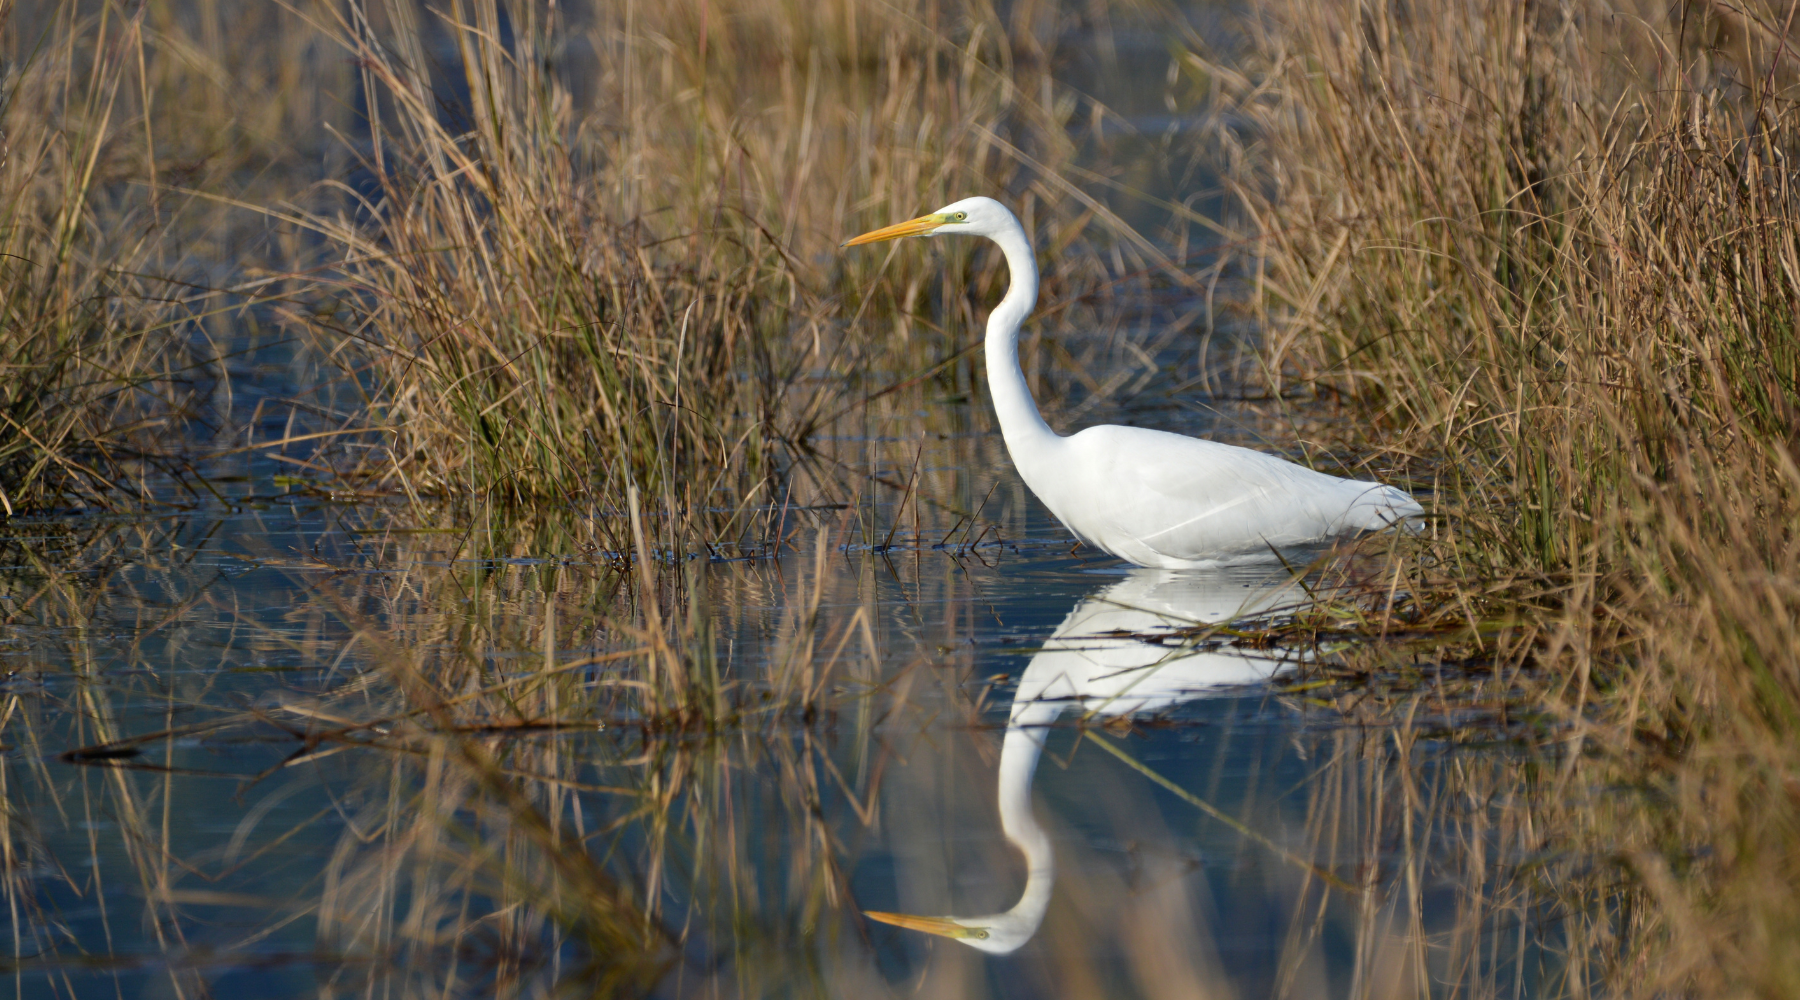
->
0, 479, 1561, 999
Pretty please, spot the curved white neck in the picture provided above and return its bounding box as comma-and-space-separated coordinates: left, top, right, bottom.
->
991, 696, 1061, 937
982, 220, 1058, 458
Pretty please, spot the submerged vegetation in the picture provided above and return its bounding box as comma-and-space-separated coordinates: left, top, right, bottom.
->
3, 0, 1800, 996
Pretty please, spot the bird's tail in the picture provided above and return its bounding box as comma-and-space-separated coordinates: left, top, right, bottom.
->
1347, 483, 1424, 533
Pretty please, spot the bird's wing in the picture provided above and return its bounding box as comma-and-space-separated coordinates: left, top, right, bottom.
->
1065, 426, 1386, 561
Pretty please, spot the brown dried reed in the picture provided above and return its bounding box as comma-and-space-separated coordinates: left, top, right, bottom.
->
0, 1, 206, 511
294, 0, 1170, 540
1187, 1, 1800, 993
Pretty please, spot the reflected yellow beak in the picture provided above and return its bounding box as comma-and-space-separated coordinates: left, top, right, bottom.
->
842, 213, 948, 247
864, 910, 990, 941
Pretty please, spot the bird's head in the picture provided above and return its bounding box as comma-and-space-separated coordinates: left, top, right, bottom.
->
842, 196, 1012, 246
863, 907, 1037, 955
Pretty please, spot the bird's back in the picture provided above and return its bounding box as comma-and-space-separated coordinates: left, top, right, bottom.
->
1024, 425, 1419, 568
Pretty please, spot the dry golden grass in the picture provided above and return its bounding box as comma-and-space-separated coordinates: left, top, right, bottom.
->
1180, 0, 1800, 993
0, 0, 361, 512
288, 0, 1186, 532
0, 1, 204, 511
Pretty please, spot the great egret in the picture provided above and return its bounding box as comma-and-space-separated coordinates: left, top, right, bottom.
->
845, 197, 1421, 567
865, 568, 1297, 954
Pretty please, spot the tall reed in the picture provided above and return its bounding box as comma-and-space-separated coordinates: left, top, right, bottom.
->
1195, 1, 1800, 992
297, 0, 1177, 538
0, 1, 202, 512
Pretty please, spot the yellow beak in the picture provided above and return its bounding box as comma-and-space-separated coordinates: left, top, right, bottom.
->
863, 910, 990, 941
842, 213, 948, 247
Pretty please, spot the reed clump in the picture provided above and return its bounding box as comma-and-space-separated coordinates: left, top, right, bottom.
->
0, 0, 356, 514
0, 2, 211, 513
1194, 0, 1800, 993
299, 0, 1169, 534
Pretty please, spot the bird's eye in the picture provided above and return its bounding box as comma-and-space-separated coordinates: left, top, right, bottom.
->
972, 929, 989, 939
954, 212, 967, 221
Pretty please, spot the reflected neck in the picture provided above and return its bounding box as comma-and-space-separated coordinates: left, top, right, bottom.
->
995, 699, 1059, 928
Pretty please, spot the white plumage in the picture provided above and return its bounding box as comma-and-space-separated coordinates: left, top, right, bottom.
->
865, 568, 1298, 953
846, 197, 1422, 567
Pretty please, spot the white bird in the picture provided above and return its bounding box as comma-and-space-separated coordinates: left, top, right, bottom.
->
864, 568, 1299, 954
845, 197, 1422, 568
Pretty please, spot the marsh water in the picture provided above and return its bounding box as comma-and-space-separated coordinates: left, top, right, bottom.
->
0, 410, 1564, 999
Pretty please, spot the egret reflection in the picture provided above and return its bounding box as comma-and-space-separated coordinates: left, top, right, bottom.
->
867, 567, 1302, 954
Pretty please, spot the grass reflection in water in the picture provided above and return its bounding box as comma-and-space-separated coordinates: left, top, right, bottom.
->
0, 501, 1594, 999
